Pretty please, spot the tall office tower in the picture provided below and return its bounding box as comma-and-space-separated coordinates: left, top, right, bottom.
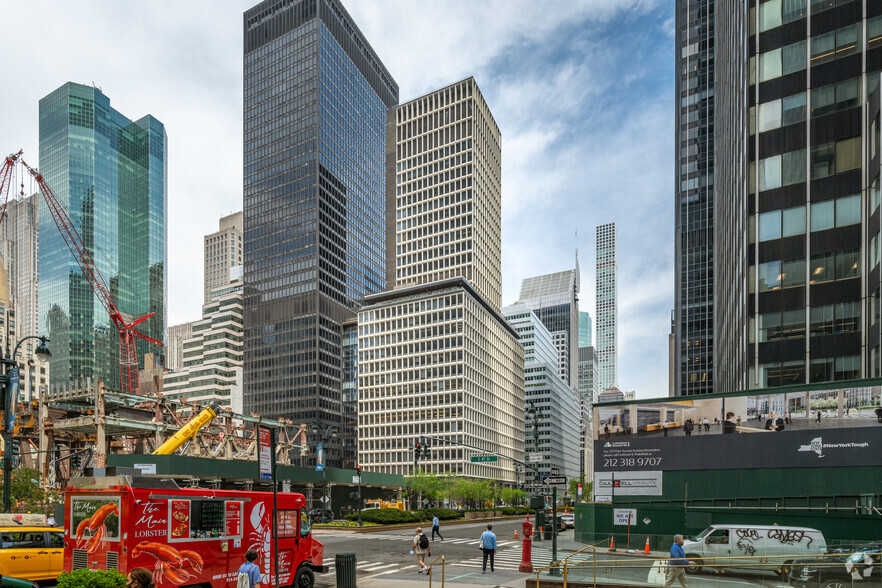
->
204, 212, 243, 303
164, 276, 244, 411
0, 259, 49, 400
166, 321, 194, 372
578, 311, 593, 348
595, 223, 618, 389
243, 0, 398, 469
392, 81, 503, 311
578, 346, 600, 406
358, 78, 525, 481
517, 266, 580, 388
39, 82, 167, 390
715, 1, 882, 391
504, 304, 581, 484
0, 193, 40, 340
577, 345, 599, 479
675, 0, 716, 397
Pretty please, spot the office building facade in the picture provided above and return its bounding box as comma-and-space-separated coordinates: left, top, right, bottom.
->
579, 310, 592, 348
596, 223, 618, 389
358, 79, 525, 481
164, 278, 244, 411
242, 0, 398, 468
166, 321, 194, 373
504, 304, 581, 485
0, 194, 40, 341
39, 82, 167, 390
715, 0, 882, 391
675, 0, 716, 396
517, 267, 580, 388
204, 212, 243, 303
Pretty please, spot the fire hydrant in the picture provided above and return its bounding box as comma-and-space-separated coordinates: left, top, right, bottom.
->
519, 514, 534, 573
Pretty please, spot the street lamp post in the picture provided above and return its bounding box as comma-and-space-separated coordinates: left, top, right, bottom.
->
1, 336, 50, 513
311, 421, 338, 524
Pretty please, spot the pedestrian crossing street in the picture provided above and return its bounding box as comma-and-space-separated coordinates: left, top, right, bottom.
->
322, 534, 557, 576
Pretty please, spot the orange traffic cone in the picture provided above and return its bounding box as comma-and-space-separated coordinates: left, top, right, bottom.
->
644, 537, 651, 554
514, 529, 518, 539
609, 537, 616, 552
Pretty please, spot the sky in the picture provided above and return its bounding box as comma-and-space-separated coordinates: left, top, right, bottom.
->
3, 0, 674, 398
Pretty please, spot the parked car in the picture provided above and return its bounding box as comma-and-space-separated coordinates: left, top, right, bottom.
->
789, 541, 881, 588
308, 508, 334, 523
561, 514, 575, 529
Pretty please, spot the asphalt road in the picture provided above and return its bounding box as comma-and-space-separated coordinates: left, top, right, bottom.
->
312, 520, 793, 587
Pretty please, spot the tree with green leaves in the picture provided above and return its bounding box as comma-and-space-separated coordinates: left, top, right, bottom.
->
0, 466, 59, 514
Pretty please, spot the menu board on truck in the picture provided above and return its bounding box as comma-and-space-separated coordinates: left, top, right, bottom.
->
225, 501, 242, 537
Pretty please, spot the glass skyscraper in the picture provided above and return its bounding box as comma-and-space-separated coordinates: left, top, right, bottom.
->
243, 0, 397, 468
38, 82, 167, 391
675, 0, 715, 396
516, 268, 580, 388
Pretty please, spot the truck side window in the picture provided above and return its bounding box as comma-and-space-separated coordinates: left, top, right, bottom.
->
277, 510, 298, 538
300, 510, 311, 538
706, 530, 729, 545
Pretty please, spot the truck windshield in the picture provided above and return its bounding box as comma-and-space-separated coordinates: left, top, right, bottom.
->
692, 527, 713, 542
300, 510, 311, 538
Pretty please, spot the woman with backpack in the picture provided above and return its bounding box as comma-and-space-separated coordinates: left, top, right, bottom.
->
237, 549, 262, 588
412, 527, 429, 574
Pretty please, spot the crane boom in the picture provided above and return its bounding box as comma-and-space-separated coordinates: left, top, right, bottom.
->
1, 150, 162, 395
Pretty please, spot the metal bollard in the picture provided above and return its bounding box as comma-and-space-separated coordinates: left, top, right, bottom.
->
335, 552, 358, 588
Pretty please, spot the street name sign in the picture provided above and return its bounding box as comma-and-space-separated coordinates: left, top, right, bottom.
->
528, 453, 543, 463
543, 476, 567, 485
470, 455, 498, 463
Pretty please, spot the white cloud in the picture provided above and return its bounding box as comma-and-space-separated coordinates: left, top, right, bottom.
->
3, 0, 675, 398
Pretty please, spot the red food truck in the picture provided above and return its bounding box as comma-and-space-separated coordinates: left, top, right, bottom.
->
63, 474, 327, 587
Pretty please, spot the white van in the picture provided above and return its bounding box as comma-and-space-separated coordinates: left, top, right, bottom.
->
682, 525, 827, 576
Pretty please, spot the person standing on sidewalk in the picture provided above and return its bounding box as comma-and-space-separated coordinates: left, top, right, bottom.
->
665, 534, 694, 587
480, 524, 497, 573
431, 514, 444, 541
412, 527, 429, 574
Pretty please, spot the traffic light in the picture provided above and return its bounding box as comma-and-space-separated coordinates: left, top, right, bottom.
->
422, 445, 430, 459
10, 439, 19, 464
356, 465, 361, 476
70, 452, 81, 468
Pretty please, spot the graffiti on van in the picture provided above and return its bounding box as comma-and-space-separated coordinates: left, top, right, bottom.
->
735, 528, 759, 556
767, 528, 813, 548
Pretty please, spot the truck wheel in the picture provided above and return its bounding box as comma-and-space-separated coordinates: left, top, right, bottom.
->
822, 581, 850, 588
685, 558, 702, 574
294, 567, 315, 588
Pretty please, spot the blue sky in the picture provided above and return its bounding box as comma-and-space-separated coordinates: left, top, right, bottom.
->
3, 0, 674, 397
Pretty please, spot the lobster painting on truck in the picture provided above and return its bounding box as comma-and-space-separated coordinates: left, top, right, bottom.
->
64, 475, 327, 588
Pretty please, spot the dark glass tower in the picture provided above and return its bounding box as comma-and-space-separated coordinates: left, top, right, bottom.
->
243, 0, 397, 468
38, 82, 167, 391
675, 0, 715, 396
716, 0, 882, 391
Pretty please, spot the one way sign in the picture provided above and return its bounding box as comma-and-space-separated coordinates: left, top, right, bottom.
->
543, 476, 567, 486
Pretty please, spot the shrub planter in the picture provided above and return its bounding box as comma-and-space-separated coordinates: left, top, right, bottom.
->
465, 512, 477, 519
495, 511, 503, 517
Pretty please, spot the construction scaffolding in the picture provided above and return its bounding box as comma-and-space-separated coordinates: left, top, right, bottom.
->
15, 379, 306, 488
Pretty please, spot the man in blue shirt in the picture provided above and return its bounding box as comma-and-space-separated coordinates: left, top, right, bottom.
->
665, 534, 694, 587
480, 524, 497, 573
431, 515, 444, 541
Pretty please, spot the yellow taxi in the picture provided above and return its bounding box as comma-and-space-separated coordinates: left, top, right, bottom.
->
0, 515, 63, 581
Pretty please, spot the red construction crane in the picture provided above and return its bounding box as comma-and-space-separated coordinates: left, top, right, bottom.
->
1, 150, 162, 395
